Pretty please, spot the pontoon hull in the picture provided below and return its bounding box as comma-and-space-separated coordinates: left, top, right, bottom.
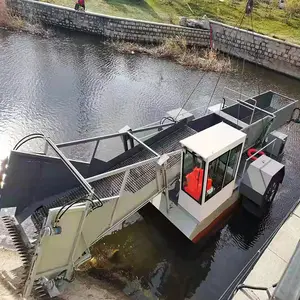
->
151, 188, 240, 243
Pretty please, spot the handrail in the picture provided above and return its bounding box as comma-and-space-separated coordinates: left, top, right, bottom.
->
219, 96, 256, 126
72, 196, 120, 207
86, 149, 181, 183
223, 87, 276, 119
241, 139, 277, 178
245, 98, 257, 125
56, 122, 173, 149
126, 131, 160, 158
222, 96, 255, 112
222, 92, 275, 127
87, 156, 159, 183
13, 133, 102, 206
223, 87, 255, 103
270, 91, 298, 104
237, 99, 275, 118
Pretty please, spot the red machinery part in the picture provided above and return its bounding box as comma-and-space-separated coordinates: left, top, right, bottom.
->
247, 148, 265, 161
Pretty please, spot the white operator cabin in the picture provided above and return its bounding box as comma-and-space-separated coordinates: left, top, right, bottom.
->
179, 122, 246, 222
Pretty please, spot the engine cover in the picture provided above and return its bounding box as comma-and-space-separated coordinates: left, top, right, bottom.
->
240, 155, 285, 214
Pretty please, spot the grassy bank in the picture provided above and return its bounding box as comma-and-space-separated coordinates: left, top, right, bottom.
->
44, 0, 300, 44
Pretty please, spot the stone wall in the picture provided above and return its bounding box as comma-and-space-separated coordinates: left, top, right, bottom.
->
210, 21, 300, 79
7, 0, 210, 45
6, 0, 300, 79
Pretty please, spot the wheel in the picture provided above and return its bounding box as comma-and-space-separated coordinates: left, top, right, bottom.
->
264, 181, 279, 203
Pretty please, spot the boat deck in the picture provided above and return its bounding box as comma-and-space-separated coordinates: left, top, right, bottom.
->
151, 193, 199, 238
232, 202, 300, 300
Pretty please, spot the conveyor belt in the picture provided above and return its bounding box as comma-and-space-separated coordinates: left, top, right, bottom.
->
31, 125, 196, 230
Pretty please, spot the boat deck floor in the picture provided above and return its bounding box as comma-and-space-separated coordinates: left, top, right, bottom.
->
151, 193, 198, 238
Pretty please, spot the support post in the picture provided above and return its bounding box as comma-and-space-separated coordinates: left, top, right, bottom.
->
90, 140, 100, 162
156, 154, 170, 213
119, 125, 131, 152
65, 199, 92, 280
109, 170, 130, 227
44, 141, 49, 155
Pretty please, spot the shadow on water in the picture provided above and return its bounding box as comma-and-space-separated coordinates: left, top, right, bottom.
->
226, 205, 270, 251
89, 203, 220, 300
88, 201, 278, 300
89, 177, 300, 300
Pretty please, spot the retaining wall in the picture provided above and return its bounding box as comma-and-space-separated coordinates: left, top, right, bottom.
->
6, 0, 300, 79
7, 0, 210, 45
210, 21, 300, 79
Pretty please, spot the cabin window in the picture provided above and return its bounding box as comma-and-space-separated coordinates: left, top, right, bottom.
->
223, 144, 242, 187
182, 149, 206, 203
205, 151, 230, 202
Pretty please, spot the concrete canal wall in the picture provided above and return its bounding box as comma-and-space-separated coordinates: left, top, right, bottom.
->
6, 0, 300, 79
210, 21, 300, 79
7, 0, 210, 46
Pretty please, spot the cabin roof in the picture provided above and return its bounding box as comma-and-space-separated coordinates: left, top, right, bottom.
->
180, 122, 246, 160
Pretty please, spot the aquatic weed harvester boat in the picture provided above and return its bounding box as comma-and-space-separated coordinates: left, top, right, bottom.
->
0, 88, 297, 298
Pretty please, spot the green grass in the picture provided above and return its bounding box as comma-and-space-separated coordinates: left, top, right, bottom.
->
44, 0, 300, 44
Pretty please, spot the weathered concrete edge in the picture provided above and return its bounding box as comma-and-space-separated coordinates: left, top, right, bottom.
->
210, 20, 300, 79
210, 20, 300, 52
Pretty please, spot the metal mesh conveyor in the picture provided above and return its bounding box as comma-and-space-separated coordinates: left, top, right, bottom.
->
31, 125, 196, 230
0, 124, 195, 298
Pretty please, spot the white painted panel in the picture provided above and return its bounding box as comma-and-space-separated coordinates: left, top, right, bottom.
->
81, 199, 117, 247
190, 189, 239, 240
34, 160, 182, 277
201, 181, 235, 217
36, 206, 86, 275
178, 190, 203, 220
151, 193, 198, 237
178, 181, 235, 222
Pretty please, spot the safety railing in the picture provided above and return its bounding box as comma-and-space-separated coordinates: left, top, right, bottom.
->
13, 133, 101, 204
53, 104, 210, 164
55, 122, 173, 163
80, 149, 182, 247
178, 104, 210, 119
223, 87, 255, 103
241, 138, 277, 179
56, 123, 174, 149
222, 87, 276, 125
223, 87, 276, 118
86, 149, 181, 184
222, 87, 256, 126
126, 131, 160, 158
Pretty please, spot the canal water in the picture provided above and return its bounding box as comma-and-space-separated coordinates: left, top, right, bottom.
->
1, 28, 300, 300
